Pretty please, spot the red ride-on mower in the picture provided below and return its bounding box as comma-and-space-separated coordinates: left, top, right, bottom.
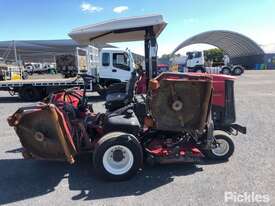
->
7, 71, 246, 180
7, 15, 246, 181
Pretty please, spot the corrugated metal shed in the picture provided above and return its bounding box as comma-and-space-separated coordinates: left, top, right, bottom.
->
172, 30, 265, 58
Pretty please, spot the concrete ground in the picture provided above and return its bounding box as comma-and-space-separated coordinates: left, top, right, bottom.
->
0, 70, 274, 206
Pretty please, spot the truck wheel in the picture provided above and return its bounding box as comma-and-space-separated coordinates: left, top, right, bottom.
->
18, 87, 42, 101
233, 66, 243, 75
93, 132, 143, 181
22, 72, 29, 79
221, 67, 231, 75
196, 67, 205, 73
203, 131, 234, 160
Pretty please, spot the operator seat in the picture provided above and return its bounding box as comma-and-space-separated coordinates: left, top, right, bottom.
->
105, 71, 138, 111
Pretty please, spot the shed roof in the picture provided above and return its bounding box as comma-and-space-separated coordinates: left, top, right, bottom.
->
0, 39, 112, 62
172, 30, 265, 58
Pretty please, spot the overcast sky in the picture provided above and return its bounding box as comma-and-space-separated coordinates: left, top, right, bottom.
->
0, 0, 275, 55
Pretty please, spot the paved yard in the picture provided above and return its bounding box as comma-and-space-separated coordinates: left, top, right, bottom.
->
0, 70, 274, 206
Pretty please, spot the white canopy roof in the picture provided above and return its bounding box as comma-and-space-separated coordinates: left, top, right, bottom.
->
69, 14, 167, 44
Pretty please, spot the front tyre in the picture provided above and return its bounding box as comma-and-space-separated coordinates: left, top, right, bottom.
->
203, 131, 234, 160
93, 132, 143, 181
195, 66, 206, 73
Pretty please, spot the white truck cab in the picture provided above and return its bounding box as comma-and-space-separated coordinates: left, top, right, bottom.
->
75, 46, 136, 89
98, 48, 135, 85
186, 51, 205, 69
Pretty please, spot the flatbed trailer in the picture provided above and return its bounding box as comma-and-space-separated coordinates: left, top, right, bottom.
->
0, 78, 85, 101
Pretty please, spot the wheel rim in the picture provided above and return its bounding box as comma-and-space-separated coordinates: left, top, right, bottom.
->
235, 68, 242, 74
103, 145, 134, 175
223, 69, 230, 75
211, 139, 230, 156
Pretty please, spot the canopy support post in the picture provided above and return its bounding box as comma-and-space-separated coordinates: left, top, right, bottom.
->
144, 26, 157, 89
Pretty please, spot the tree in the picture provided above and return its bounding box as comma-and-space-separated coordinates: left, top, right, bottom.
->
204, 48, 224, 63
158, 53, 181, 64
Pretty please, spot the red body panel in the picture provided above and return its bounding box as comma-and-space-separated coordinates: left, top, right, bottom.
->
210, 74, 235, 107
50, 88, 83, 109
136, 73, 147, 94
136, 72, 236, 108
146, 139, 204, 158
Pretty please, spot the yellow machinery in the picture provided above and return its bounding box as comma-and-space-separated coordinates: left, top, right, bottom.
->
169, 64, 179, 72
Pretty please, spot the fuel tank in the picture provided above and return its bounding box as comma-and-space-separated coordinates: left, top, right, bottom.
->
103, 109, 141, 136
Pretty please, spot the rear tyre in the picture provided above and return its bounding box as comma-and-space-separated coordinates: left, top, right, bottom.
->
203, 131, 234, 160
221, 67, 231, 75
233, 66, 243, 75
93, 132, 143, 181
